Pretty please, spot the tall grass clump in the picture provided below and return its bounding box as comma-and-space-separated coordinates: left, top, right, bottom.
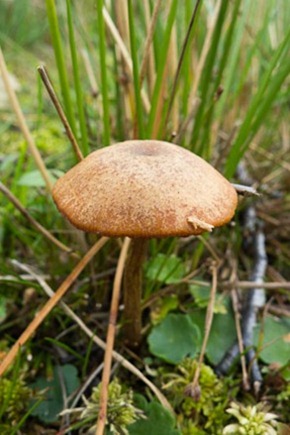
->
1, 0, 290, 433
43, 0, 290, 173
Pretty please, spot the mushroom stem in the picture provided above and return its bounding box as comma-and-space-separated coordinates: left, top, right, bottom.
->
123, 238, 148, 346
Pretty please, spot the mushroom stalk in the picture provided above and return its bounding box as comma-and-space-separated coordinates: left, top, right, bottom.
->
123, 238, 148, 346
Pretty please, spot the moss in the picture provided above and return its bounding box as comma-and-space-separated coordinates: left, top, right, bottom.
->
162, 358, 238, 434
62, 378, 144, 434
0, 377, 32, 426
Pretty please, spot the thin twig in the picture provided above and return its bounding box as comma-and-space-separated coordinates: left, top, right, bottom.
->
141, 0, 156, 95
102, 6, 150, 113
189, 279, 290, 291
37, 65, 84, 162
173, 97, 200, 144
0, 237, 109, 377
81, 49, 99, 97
232, 183, 260, 197
189, 0, 222, 99
70, 363, 104, 410
151, 63, 168, 138
0, 181, 78, 258
168, 24, 179, 133
233, 281, 290, 290
231, 288, 250, 390
164, 0, 202, 131
139, 0, 162, 85
10, 259, 172, 413
184, 263, 218, 399
0, 274, 50, 283
0, 48, 52, 192
96, 237, 131, 435
196, 235, 220, 263
267, 305, 290, 318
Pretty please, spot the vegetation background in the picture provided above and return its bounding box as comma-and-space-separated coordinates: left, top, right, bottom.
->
0, 0, 289, 433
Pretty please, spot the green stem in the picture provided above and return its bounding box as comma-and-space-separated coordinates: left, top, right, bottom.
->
66, 0, 89, 155
162, 0, 202, 136
127, 0, 145, 138
147, 0, 178, 137
45, 0, 76, 134
96, 0, 110, 145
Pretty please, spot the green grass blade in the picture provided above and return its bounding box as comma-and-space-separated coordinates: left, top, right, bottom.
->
113, 46, 125, 141
226, 62, 290, 178
127, 0, 145, 138
215, 0, 252, 117
199, 0, 242, 159
181, 0, 195, 118
45, 337, 85, 361
11, 398, 44, 435
45, 0, 76, 134
96, 0, 110, 145
225, 27, 290, 177
190, 1, 229, 154
251, 63, 290, 133
36, 72, 43, 129
147, 0, 178, 138
66, 0, 89, 155
160, 0, 202, 138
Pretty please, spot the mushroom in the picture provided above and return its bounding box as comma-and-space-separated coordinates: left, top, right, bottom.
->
52, 140, 238, 346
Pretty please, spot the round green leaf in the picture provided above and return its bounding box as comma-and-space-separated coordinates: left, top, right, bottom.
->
129, 399, 181, 435
254, 316, 290, 366
30, 364, 80, 423
148, 313, 200, 364
189, 305, 237, 365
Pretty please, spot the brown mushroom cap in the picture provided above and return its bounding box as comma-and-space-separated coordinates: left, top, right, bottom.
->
52, 140, 238, 238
